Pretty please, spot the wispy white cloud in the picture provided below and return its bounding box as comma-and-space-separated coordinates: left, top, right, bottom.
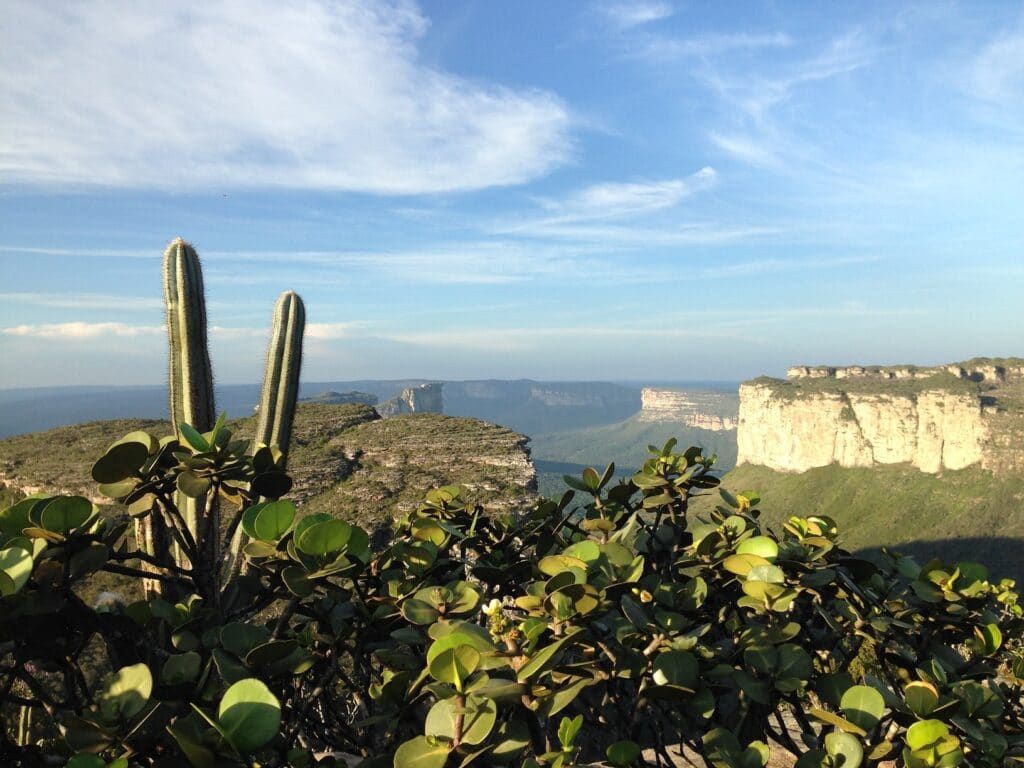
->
969, 28, 1024, 104
1, 322, 164, 339
535, 167, 717, 222
305, 322, 360, 340
0, 292, 161, 311
708, 134, 782, 169
601, 1, 674, 29
641, 32, 792, 60
702, 30, 875, 120
382, 323, 753, 352
0, 0, 572, 192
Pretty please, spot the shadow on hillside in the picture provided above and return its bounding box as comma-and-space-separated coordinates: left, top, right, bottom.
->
857, 537, 1023, 583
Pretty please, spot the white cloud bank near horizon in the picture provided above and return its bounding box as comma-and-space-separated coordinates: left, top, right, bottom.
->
0, 0, 572, 193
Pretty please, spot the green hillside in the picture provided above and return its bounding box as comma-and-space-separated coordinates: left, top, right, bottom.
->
529, 414, 737, 498
700, 463, 1024, 581
530, 415, 738, 471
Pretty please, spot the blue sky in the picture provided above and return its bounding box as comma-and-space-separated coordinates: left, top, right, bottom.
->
1, 1, 1022, 388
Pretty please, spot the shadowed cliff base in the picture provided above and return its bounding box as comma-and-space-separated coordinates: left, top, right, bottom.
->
857, 537, 1023, 584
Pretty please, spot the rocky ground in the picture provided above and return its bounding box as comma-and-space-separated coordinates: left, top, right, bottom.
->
0, 403, 538, 533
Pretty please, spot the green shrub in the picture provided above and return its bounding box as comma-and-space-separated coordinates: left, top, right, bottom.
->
1, 435, 1022, 767
2, 238, 1021, 765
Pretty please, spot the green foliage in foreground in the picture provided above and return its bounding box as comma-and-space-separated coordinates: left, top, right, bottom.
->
1, 435, 1023, 767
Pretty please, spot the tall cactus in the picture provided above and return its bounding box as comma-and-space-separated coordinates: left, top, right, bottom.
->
150, 238, 306, 596
255, 291, 305, 465
162, 238, 218, 581
224, 290, 305, 580
164, 237, 216, 437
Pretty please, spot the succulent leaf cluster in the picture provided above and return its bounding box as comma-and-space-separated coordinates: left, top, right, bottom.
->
1, 435, 1022, 767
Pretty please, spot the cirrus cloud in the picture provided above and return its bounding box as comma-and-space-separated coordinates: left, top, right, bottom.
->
1, 322, 164, 339
0, 0, 572, 193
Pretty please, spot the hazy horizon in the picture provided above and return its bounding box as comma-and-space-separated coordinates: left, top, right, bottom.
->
3, 1, 1022, 388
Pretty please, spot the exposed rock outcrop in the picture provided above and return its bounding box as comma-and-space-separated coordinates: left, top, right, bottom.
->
638, 388, 738, 431
378, 383, 443, 418
738, 359, 1024, 474
787, 358, 1024, 384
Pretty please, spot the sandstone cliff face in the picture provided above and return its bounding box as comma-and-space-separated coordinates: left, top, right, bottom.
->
638, 388, 738, 431
737, 369, 1010, 474
738, 384, 987, 473
378, 383, 443, 418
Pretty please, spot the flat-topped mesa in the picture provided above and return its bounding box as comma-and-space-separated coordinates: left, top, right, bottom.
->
740, 359, 1024, 475
787, 358, 1024, 384
378, 382, 444, 418
638, 388, 738, 431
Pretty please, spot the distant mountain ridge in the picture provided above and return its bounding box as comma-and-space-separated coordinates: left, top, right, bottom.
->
0, 378, 661, 439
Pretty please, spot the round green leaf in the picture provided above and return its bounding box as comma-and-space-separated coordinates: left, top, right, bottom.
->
428, 645, 481, 688
0, 546, 33, 594
426, 632, 492, 668
394, 735, 450, 768
253, 500, 295, 542
425, 694, 497, 745
297, 519, 351, 556
217, 678, 282, 753
245, 640, 298, 667
40, 496, 93, 534
737, 536, 779, 561
177, 471, 212, 499
221, 622, 271, 658
99, 663, 153, 721
0, 497, 38, 537
723, 553, 771, 577
282, 565, 313, 597
906, 719, 951, 751
825, 731, 863, 768
92, 441, 150, 483
69, 542, 109, 579
653, 650, 699, 689
746, 564, 786, 584
162, 651, 202, 685
840, 685, 886, 731
563, 540, 601, 563
240, 501, 270, 540
607, 740, 642, 766
904, 681, 939, 717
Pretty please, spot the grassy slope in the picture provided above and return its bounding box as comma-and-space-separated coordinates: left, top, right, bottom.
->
700, 463, 1024, 581
530, 415, 738, 499
530, 416, 738, 472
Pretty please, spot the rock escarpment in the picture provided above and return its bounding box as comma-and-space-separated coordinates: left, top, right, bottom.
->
738, 359, 1024, 475
638, 388, 738, 431
378, 382, 443, 418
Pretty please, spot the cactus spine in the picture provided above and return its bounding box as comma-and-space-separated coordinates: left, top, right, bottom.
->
255, 291, 305, 462
162, 238, 218, 580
